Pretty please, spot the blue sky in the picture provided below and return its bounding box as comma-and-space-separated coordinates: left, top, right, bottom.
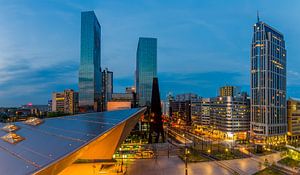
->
1, 0, 300, 106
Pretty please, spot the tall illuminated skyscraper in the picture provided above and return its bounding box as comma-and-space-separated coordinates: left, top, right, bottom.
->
136, 37, 157, 107
250, 16, 287, 144
79, 11, 102, 112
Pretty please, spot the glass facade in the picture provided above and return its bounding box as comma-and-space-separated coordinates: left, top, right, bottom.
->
136, 37, 157, 107
79, 11, 102, 111
250, 20, 287, 142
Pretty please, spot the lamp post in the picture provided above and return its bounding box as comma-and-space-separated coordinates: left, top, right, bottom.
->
167, 127, 169, 158
185, 148, 188, 175
183, 133, 188, 175
122, 154, 126, 173
119, 147, 123, 173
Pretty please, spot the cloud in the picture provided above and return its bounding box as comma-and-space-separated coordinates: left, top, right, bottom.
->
113, 71, 249, 100
1, 0, 300, 106
288, 70, 300, 86
0, 58, 78, 106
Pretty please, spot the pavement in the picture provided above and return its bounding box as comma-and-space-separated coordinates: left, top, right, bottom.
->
127, 156, 232, 175
126, 152, 283, 175
58, 139, 284, 175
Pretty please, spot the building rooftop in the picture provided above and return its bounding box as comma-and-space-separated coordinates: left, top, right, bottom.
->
0, 108, 144, 175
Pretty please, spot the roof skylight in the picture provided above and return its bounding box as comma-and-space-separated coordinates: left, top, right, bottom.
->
2, 124, 20, 132
24, 117, 44, 126
1, 133, 25, 144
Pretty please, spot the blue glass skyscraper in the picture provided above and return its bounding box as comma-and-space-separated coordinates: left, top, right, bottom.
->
250, 17, 287, 144
79, 11, 102, 112
136, 37, 157, 107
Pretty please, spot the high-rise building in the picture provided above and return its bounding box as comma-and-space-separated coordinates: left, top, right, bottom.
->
102, 68, 113, 110
79, 11, 102, 112
287, 98, 300, 143
250, 17, 287, 144
136, 37, 157, 107
52, 89, 78, 115
219, 86, 240, 97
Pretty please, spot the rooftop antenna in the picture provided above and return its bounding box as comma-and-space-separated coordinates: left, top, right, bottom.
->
257, 10, 260, 22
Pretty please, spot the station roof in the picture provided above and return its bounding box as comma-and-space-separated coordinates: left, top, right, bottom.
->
0, 108, 144, 175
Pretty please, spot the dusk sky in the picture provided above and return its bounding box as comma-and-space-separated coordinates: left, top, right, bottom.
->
1, 0, 300, 106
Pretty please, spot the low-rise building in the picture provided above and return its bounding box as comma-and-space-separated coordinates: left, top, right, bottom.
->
210, 93, 250, 141
107, 91, 137, 111
287, 98, 300, 144
170, 93, 201, 126
52, 89, 78, 114
200, 98, 211, 128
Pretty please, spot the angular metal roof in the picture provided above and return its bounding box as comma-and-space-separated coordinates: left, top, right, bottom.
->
0, 108, 145, 175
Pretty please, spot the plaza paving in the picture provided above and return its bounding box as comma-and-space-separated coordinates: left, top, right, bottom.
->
58, 142, 282, 175
127, 152, 282, 175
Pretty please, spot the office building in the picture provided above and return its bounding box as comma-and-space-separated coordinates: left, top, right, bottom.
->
219, 86, 240, 97
136, 37, 157, 107
210, 94, 250, 140
64, 89, 79, 114
250, 17, 287, 144
79, 11, 102, 112
107, 88, 137, 111
52, 92, 65, 113
52, 89, 78, 114
170, 93, 201, 126
287, 98, 300, 143
102, 68, 113, 110
199, 98, 211, 128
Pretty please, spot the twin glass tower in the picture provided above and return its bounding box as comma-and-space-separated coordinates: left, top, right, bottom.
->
79, 11, 157, 111
250, 16, 287, 144
136, 37, 157, 107
79, 11, 102, 112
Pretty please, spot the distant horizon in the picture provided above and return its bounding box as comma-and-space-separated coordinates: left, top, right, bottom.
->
1, 0, 300, 106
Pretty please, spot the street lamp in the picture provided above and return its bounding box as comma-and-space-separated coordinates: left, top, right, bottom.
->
119, 148, 123, 173
207, 149, 211, 154
185, 147, 188, 175
225, 148, 228, 159
182, 133, 188, 175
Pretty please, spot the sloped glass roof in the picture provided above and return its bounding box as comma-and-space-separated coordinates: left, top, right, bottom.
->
0, 108, 144, 175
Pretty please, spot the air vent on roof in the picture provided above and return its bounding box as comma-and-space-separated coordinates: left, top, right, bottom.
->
2, 124, 19, 132
24, 117, 43, 126
1, 132, 25, 144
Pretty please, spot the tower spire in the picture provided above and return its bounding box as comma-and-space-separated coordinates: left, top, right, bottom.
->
257, 11, 260, 22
